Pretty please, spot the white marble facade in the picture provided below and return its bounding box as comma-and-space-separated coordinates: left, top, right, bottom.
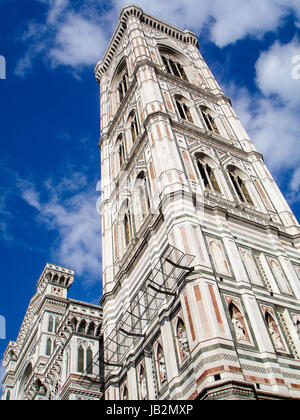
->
97, 5, 300, 400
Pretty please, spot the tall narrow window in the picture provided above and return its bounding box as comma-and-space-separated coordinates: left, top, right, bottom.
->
119, 143, 125, 168
86, 348, 93, 374
162, 56, 188, 81
78, 346, 84, 373
54, 317, 60, 333
46, 338, 52, 356
118, 72, 129, 103
124, 213, 131, 246
48, 315, 54, 332
175, 100, 193, 123
197, 160, 221, 193
229, 170, 253, 205
200, 107, 220, 134
130, 113, 139, 143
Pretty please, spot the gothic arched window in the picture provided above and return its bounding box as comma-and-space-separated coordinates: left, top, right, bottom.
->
122, 385, 129, 400
124, 213, 130, 246
86, 348, 93, 374
162, 55, 188, 81
175, 98, 193, 123
159, 45, 188, 82
126, 111, 140, 146
200, 106, 220, 134
54, 317, 60, 333
48, 315, 54, 332
137, 172, 150, 218
119, 143, 125, 168
197, 159, 221, 193
118, 70, 129, 103
46, 338, 52, 356
228, 166, 254, 206
78, 346, 84, 373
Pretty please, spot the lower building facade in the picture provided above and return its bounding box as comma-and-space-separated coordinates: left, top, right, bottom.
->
1, 263, 103, 400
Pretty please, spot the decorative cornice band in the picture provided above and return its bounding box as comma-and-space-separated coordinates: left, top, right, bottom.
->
95, 5, 199, 82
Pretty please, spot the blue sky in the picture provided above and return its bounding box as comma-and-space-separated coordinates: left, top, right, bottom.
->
0, 0, 300, 389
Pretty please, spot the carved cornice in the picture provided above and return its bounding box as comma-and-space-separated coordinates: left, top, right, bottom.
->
95, 5, 199, 82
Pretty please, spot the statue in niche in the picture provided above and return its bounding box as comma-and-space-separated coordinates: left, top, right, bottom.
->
158, 353, 167, 382
232, 312, 246, 341
139, 367, 147, 400
268, 319, 285, 351
177, 325, 189, 358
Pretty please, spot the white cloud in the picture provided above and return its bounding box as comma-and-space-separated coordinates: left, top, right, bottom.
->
22, 176, 102, 284
255, 37, 300, 108
114, 0, 300, 47
226, 38, 300, 202
49, 13, 107, 68
15, 0, 300, 76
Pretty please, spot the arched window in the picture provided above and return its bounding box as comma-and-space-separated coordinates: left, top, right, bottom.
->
162, 56, 188, 81
54, 317, 60, 333
122, 385, 129, 400
86, 348, 93, 374
87, 322, 95, 336
17, 363, 33, 400
46, 338, 52, 356
48, 315, 54, 332
118, 71, 129, 103
228, 166, 253, 206
78, 346, 84, 373
159, 45, 188, 81
175, 98, 193, 123
6, 390, 11, 400
78, 320, 86, 334
200, 106, 220, 134
126, 111, 140, 146
197, 159, 221, 193
119, 143, 125, 168
137, 172, 150, 218
123, 213, 131, 246
130, 112, 139, 143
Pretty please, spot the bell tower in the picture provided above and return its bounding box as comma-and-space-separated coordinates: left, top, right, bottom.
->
96, 5, 300, 400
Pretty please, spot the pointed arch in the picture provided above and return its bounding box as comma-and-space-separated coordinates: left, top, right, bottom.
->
86, 347, 93, 374
174, 94, 193, 123
228, 301, 249, 342
46, 338, 52, 356
195, 152, 221, 193
77, 345, 84, 373
227, 164, 254, 205
199, 105, 220, 134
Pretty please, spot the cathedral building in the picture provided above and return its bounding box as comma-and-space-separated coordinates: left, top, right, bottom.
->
1, 264, 103, 400
2, 4, 300, 401
96, 5, 300, 400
